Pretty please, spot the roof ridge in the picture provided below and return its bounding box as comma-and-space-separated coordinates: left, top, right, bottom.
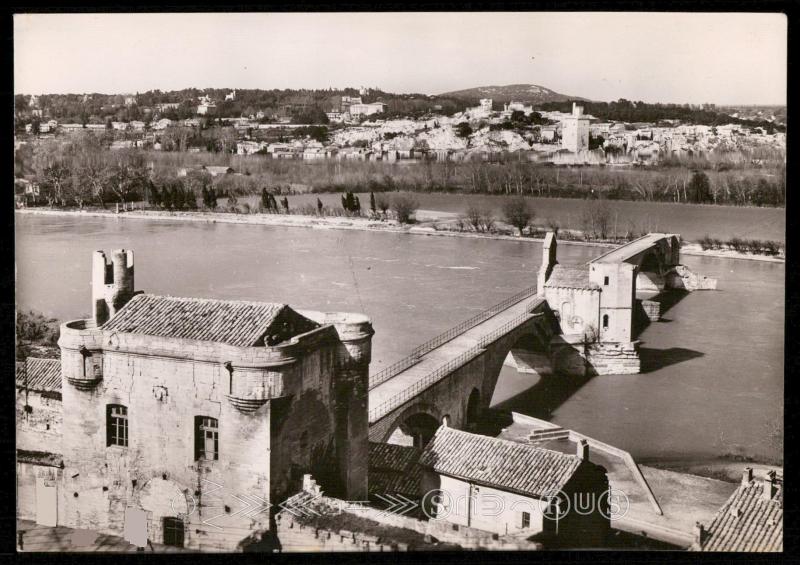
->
435, 426, 581, 461
134, 293, 289, 308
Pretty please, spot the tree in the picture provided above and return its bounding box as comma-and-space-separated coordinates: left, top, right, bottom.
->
688, 170, 712, 203
502, 196, 534, 235
150, 185, 162, 208
464, 205, 494, 232
391, 195, 419, 224
40, 162, 71, 207
317, 197, 324, 215
261, 187, 272, 210
185, 189, 198, 210
68, 169, 93, 209
580, 198, 613, 240
369, 192, 377, 214
376, 194, 391, 215
455, 122, 473, 138
281, 196, 289, 212
106, 151, 147, 205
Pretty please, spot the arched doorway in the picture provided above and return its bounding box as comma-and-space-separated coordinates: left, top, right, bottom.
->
466, 388, 481, 430
387, 413, 440, 449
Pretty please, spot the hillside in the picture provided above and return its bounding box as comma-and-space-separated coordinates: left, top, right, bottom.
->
438, 84, 588, 105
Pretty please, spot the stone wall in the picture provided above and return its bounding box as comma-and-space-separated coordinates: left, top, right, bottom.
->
16, 389, 62, 453
551, 338, 641, 376
57, 318, 368, 551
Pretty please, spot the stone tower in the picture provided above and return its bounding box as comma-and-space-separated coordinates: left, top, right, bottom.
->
562, 103, 590, 153
91, 249, 135, 325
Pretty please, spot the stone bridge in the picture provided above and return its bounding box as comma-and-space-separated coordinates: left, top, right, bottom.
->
366, 232, 714, 446
367, 290, 557, 447
588, 233, 681, 292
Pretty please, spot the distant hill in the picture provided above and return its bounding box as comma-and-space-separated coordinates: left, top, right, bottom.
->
439, 84, 589, 105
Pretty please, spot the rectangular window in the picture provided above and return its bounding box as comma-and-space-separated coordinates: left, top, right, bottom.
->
521, 511, 531, 529
604, 276, 609, 286
107, 404, 128, 447
195, 416, 219, 461
163, 517, 185, 547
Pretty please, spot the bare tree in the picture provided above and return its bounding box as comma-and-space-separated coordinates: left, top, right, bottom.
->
391, 195, 419, 224
465, 205, 483, 231
375, 194, 391, 216
502, 196, 535, 236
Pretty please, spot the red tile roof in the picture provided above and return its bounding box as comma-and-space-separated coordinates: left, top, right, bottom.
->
16, 358, 61, 393
102, 294, 319, 347
544, 265, 599, 290
419, 427, 583, 498
697, 476, 783, 552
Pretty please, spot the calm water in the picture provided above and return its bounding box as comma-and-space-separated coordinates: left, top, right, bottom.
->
15, 214, 783, 463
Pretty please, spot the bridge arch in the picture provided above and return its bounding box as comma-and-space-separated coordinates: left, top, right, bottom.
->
368, 301, 557, 443
382, 402, 442, 448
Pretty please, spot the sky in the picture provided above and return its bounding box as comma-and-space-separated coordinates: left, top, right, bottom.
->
14, 12, 787, 105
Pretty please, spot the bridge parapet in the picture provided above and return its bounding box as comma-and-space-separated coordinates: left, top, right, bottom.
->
368, 285, 539, 390
368, 307, 546, 423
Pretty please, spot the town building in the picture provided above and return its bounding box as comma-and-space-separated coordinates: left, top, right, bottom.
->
17, 249, 375, 551
691, 468, 782, 552
155, 102, 180, 113
561, 103, 590, 153
16, 358, 64, 527
348, 102, 388, 119
479, 99, 493, 112
417, 426, 610, 546
197, 95, 216, 115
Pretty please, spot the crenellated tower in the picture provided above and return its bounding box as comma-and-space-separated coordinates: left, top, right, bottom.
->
92, 249, 135, 325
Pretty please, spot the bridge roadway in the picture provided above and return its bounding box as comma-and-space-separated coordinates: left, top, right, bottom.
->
367, 295, 542, 424
589, 233, 680, 266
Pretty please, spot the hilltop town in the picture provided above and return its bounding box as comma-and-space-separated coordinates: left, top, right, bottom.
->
15, 88, 786, 167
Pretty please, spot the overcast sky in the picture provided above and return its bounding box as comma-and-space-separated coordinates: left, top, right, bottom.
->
14, 12, 787, 105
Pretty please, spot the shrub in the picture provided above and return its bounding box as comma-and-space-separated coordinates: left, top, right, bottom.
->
501, 196, 535, 236
16, 310, 59, 346
391, 195, 419, 224
699, 235, 714, 251
728, 237, 744, 252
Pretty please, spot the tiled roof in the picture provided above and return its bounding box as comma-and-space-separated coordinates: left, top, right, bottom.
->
369, 442, 423, 498
16, 358, 61, 393
102, 294, 319, 347
544, 265, 599, 290
419, 427, 583, 498
698, 477, 783, 552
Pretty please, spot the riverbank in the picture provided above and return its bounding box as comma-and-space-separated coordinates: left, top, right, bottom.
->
15, 207, 783, 263
644, 458, 784, 484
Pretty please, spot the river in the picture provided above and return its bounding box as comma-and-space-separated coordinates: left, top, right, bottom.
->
15, 213, 783, 464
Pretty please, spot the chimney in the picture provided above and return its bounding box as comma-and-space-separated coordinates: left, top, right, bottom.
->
742, 467, 753, 486
694, 522, 706, 547
763, 470, 777, 501
576, 439, 589, 460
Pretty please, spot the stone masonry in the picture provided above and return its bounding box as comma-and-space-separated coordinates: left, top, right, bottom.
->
55, 249, 374, 551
